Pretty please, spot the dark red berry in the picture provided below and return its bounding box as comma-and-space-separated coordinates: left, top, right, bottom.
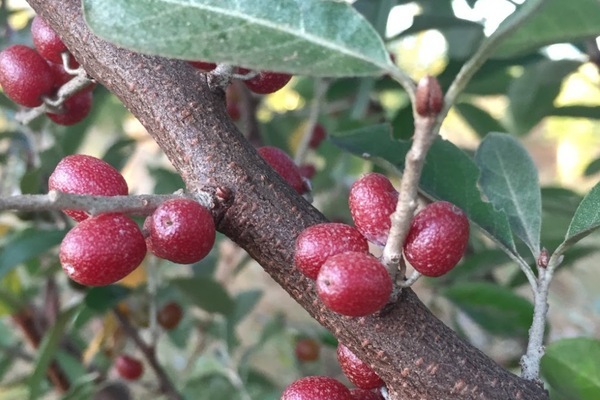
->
299, 164, 316, 180
281, 376, 351, 400
349, 173, 398, 246
48, 155, 128, 221
295, 223, 368, 280
31, 15, 77, 66
309, 124, 326, 149
115, 354, 143, 381
157, 302, 183, 330
258, 146, 308, 195
239, 68, 292, 94
46, 90, 93, 126
148, 198, 215, 264
60, 213, 147, 286
227, 101, 240, 120
415, 75, 443, 117
294, 338, 320, 362
47, 61, 95, 93
337, 344, 384, 390
188, 60, 217, 71
403, 201, 469, 277
350, 388, 384, 400
316, 252, 391, 317
0, 45, 55, 107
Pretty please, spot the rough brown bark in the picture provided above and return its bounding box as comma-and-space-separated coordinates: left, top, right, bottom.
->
24, 1, 548, 399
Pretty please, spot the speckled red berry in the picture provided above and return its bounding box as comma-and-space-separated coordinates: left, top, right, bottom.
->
403, 201, 469, 277
299, 164, 316, 180
0, 45, 55, 107
115, 354, 143, 381
47, 90, 93, 126
316, 252, 391, 317
31, 15, 77, 66
349, 173, 398, 246
295, 223, 368, 280
157, 301, 183, 330
148, 198, 215, 264
239, 68, 292, 94
281, 376, 351, 400
258, 146, 308, 195
309, 124, 326, 149
48, 155, 128, 221
337, 344, 384, 390
188, 60, 217, 72
350, 388, 384, 400
294, 338, 320, 362
60, 213, 146, 286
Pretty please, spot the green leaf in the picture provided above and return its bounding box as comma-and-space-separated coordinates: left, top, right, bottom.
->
228, 290, 262, 326
102, 138, 136, 171
330, 124, 516, 253
550, 106, 600, 121
541, 338, 600, 400
84, 286, 131, 313
83, 0, 392, 77
149, 167, 185, 194
563, 181, 600, 247
475, 133, 541, 258
443, 282, 534, 337
585, 158, 600, 177
28, 307, 77, 400
170, 277, 234, 315
0, 228, 67, 281
494, 0, 600, 58
507, 60, 581, 135
455, 102, 505, 138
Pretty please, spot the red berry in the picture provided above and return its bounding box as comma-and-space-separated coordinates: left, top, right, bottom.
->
281, 376, 351, 400
227, 101, 240, 121
46, 90, 93, 126
157, 302, 183, 330
115, 354, 143, 381
48, 155, 128, 221
148, 198, 215, 264
258, 146, 308, 195
294, 338, 320, 362
60, 213, 147, 286
298, 164, 316, 180
403, 201, 469, 277
316, 252, 391, 317
47, 61, 95, 93
239, 68, 292, 94
0, 45, 55, 107
295, 223, 368, 280
350, 388, 384, 400
309, 124, 326, 149
337, 344, 384, 390
349, 173, 398, 246
31, 15, 77, 66
189, 60, 217, 71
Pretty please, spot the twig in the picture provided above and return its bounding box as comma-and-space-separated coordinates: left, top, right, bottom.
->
294, 79, 329, 164
113, 308, 183, 400
0, 191, 213, 215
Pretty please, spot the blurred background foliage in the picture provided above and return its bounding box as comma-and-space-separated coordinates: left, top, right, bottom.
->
1, 0, 600, 399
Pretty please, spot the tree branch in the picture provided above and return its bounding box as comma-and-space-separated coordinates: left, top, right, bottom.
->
23, 1, 548, 399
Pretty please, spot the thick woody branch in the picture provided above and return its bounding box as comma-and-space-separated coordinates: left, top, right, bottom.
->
24, 1, 548, 399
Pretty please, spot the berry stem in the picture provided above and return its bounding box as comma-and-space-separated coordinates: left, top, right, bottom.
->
294, 78, 329, 165
208, 63, 234, 90
0, 191, 213, 215
113, 308, 184, 400
398, 270, 421, 288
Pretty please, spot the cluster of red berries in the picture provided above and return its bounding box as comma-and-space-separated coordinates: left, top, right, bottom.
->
283, 342, 385, 400
0, 16, 94, 125
50, 154, 216, 286
295, 172, 470, 317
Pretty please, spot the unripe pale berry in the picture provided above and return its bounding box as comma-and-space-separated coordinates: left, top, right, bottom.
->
349, 173, 398, 246
403, 201, 469, 277
148, 198, 215, 264
46, 90, 93, 126
239, 68, 292, 94
60, 213, 147, 286
258, 146, 309, 194
157, 301, 184, 330
337, 344, 384, 390
31, 15, 77, 66
48, 155, 128, 221
294, 337, 320, 362
115, 354, 143, 381
281, 376, 351, 400
350, 388, 384, 400
0, 45, 55, 107
415, 75, 443, 117
295, 223, 368, 280
316, 252, 392, 317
